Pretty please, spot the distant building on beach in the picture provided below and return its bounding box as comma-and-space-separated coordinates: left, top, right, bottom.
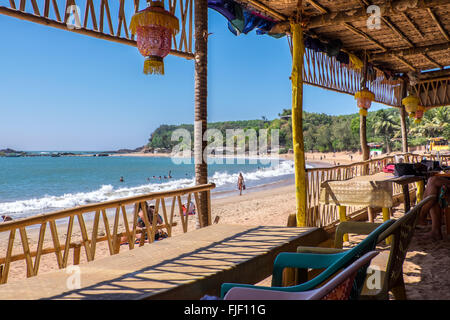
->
368, 143, 383, 157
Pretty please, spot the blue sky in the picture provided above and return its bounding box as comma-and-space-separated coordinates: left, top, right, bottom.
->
0, 9, 388, 151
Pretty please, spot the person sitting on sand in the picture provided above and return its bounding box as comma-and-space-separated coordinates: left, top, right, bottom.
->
417, 175, 450, 240
121, 202, 166, 245
1, 215, 12, 222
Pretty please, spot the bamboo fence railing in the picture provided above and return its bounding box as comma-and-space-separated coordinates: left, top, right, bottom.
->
305, 152, 450, 227
0, 183, 214, 284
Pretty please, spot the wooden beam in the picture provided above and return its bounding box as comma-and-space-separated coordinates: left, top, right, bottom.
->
306, 0, 450, 29
343, 22, 388, 52
422, 53, 443, 69
305, 0, 328, 14
381, 16, 414, 48
0, 6, 194, 60
401, 12, 425, 39
419, 69, 450, 80
427, 8, 450, 42
370, 42, 450, 60
393, 55, 417, 72
240, 0, 286, 21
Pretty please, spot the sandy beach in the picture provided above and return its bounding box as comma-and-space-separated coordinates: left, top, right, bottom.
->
1, 152, 449, 300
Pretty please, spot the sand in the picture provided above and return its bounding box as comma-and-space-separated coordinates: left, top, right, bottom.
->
1, 152, 449, 299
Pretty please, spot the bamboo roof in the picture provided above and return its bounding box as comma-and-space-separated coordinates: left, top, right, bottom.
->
238, 0, 450, 76
234, 0, 450, 107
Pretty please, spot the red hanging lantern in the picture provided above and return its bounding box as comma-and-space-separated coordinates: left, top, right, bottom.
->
354, 88, 375, 117
130, 1, 179, 75
414, 105, 425, 124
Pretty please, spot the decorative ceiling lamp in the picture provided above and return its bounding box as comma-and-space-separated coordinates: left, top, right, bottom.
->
414, 105, 425, 124
130, 1, 179, 75
355, 88, 375, 116
402, 94, 419, 116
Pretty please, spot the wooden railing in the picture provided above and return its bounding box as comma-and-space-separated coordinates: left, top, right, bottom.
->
305, 152, 450, 227
0, 183, 215, 284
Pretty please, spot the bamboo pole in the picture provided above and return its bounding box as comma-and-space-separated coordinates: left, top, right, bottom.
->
291, 21, 307, 227
360, 53, 370, 165
400, 81, 409, 153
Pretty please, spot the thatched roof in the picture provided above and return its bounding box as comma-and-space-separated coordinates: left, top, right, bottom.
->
231, 0, 450, 107
238, 0, 450, 77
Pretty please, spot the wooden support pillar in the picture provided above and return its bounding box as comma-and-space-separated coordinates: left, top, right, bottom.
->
194, 0, 209, 227
400, 81, 409, 153
360, 54, 370, 170
400, 106, 409, 153
360, 115, 370, 162
290, 22, 307, 227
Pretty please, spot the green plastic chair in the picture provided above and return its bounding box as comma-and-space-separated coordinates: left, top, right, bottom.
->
296, 195, 436, 300
220, 218, 395, 299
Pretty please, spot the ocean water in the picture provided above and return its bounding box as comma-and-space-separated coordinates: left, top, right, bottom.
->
0, 155, 301, 219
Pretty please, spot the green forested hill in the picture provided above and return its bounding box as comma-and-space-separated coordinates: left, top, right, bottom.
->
147, 107, 450, 153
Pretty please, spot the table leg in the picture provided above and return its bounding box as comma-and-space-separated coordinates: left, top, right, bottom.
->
382, 207, 392, 245
402, 185, 411, 213
416, 180, 424, 204
338, 206, 348, 243
367, 207, 375, 223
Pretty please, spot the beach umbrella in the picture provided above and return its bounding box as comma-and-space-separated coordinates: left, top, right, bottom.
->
354, 88, 375, 116
130, 0, 179, 75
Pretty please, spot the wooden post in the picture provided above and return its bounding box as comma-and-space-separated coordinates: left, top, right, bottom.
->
339, 206, 349, 242
194, 0, 209, 228
360, 54, 373, 222
360, 53, 370, 167
400, 81, 409, 153
290, 21, 307, 227
382, 208, 392, 245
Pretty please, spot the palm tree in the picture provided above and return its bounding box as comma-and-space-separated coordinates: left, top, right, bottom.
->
410, 106, 450, 138
194, 0, 209, 227
372, 109, 400, 153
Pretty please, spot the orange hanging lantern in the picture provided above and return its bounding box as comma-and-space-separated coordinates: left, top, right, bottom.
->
355, 88, 375, 116
130, 1, 179, 75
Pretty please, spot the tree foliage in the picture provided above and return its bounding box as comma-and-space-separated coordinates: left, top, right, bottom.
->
147, 106, 450, 153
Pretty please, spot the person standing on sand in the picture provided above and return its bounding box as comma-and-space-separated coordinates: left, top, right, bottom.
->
237, 173, 245, 196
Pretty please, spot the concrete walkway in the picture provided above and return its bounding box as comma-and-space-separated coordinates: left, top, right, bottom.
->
0, 224, 326, 300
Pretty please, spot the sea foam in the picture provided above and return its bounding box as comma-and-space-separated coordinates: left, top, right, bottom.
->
0, 160, 300, 218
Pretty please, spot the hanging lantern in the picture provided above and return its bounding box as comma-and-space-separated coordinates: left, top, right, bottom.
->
355, 88, 375, 116
414, 105, 425, 124
130, 1, 179, 75
402, 95, 419, 115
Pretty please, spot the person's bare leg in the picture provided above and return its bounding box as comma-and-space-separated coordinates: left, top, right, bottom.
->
424, 204, 443, 240
418, 177, 448, 226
